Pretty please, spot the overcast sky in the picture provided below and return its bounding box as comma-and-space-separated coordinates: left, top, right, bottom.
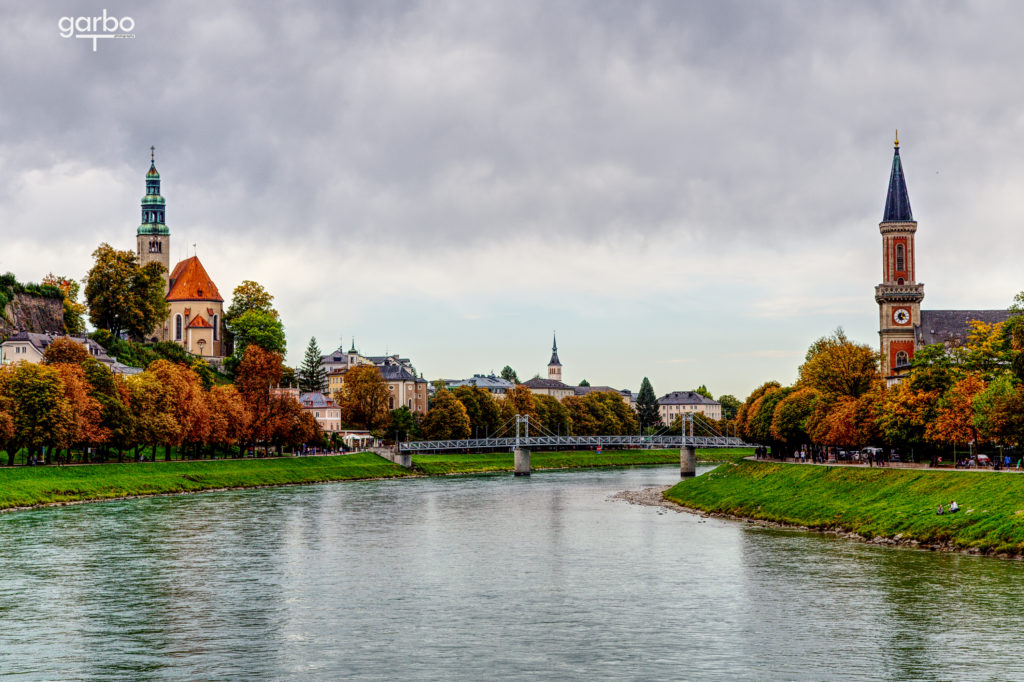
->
3, 1, 1023, 398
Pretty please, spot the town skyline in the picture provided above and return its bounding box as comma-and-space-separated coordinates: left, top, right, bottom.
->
3, 2, 1023, 397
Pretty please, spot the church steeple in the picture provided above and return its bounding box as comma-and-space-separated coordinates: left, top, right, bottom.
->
136, 146, 171, 291
883, 131, 913, 222
547, 332, 562, 382
139, 146, 169, 236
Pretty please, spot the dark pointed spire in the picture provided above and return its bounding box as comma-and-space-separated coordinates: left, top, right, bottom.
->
548, 331, 561, 367
883, 130, 913, 222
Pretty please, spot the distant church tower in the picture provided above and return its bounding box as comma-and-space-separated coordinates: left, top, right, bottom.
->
137, 146, 170, 283
547, 333, 562, 382
874, 132, 924, 376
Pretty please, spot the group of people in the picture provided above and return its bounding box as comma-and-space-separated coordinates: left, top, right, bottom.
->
936, 500, 960, 515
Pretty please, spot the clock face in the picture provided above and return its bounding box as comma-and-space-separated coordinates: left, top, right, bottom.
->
893, 308, 911, 326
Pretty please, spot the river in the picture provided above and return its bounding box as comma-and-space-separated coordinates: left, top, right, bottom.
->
1, 465, 1023, 680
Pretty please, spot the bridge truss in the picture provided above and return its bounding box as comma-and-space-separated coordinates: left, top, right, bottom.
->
398, 433, 754, 453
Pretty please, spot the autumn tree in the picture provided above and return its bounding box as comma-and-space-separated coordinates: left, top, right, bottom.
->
563, 392, 637, 435
635, 377, 661, 430
84, 243, 169, 340
297, 336, 327, 393
534, 394, 572, 435
207, 384, 252, 455
0, 362, 74, 463
927, 374, 986, 447
148, 359, 211, 459
736, 381, 781, 439
42, 337, 90, 365
798, 328, 877, 398
81, 359, 134, 460
770, 388, 820, 445
336, 365, 390, 433
451, 385, 501, 437
51, 363, 108, 459
499, 385, 538, 424
235, 345, 285, 449
421, 388, 471, 440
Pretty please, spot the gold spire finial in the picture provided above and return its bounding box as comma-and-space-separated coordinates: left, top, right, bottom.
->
894, 129, 899, 148
150, 145, 155, 162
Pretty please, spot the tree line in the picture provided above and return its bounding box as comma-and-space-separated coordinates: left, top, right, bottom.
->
734, 295, 1024, 460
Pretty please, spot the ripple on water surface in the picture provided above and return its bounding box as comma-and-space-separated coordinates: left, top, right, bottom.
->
1, 466, 1023, 680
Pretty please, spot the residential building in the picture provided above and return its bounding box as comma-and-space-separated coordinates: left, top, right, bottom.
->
573, 385, 633, 406
299, 391, 342, 432
325, 348, 429, 415
445, 373, 515, 399
522, 377, 575, 401
0, 332, 141, 375
658, 391, 722, 424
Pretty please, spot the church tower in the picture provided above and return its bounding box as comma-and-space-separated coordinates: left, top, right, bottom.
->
874, 132, 924, 376
547, 333, 562, 382
137, 146, 170, 283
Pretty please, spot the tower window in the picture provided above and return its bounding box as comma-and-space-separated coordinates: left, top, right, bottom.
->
895, 244, 905, 272
895, 350, 909, 366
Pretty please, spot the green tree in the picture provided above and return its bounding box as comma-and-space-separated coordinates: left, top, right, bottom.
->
578, 379, 590, 387
770, 388, 819, 445
500, 365, 520, 384
694, 384, 713, 400
717, 394, 741, 421
635, 377, 660, 429
297, 337, 327, 393
225, 280, 278, 323
227, 309, 286, 369
84, 243, 169, 341
422, 388, 471, 440
387, 406, 420, 442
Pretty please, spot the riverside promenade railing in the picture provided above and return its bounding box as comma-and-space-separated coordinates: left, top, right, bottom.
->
398, 435, 754, 453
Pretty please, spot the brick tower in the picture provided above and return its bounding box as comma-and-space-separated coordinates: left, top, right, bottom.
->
874, 132, 924, 376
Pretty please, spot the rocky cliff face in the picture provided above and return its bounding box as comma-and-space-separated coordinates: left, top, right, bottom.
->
0, 293, 65, 338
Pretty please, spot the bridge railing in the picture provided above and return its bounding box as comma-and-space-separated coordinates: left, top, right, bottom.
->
398, 435, 755, 453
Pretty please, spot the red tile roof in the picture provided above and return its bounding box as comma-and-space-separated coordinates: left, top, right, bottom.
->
187, 314, 212, 329
167, 256, 223, 302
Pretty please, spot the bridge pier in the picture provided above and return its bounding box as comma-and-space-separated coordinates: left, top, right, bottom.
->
514, 448, 531, 476
680, 446, 696, 478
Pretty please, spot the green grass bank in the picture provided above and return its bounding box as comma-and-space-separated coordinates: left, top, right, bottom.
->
665, 460, 1024, 555
0, 448, 752, 511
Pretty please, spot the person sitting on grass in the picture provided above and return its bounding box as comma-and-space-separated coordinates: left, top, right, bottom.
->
949, 500, 960, 513
936, 504, 944, 515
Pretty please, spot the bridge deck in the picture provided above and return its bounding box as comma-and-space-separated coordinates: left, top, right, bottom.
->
399, 435, 755, 453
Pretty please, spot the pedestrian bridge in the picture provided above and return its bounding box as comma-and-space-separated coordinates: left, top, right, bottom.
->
398, 434, 753, 453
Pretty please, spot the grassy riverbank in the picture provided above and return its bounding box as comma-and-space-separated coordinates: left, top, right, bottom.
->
0, 453, 414, 511
665, 460, 1024, 555
0, 448, 753, 511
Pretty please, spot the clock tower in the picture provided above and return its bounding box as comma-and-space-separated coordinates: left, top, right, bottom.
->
874, 132, 924, 376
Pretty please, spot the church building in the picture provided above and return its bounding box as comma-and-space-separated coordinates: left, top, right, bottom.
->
875, 134, 1010, 380
136, 149, 226, 358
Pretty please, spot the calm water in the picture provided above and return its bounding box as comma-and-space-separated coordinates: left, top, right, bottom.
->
2, 465, 1024, 680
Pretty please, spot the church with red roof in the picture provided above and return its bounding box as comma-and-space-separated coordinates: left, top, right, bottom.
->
135, 149, 226, 358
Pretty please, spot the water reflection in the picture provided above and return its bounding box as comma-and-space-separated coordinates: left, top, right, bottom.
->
1, 467, 1022, 680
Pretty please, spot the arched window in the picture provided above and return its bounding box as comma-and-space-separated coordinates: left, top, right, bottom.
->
175, 314, 182, 341
895, 244, 905, 272
389, 397, 395, 409
213, 314, 219, 341
895, 350, 909, 366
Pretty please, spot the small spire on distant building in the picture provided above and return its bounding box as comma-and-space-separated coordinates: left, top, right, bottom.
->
894, 129, 899, 148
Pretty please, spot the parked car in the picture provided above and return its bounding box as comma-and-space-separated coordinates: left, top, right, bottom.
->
976, 454, 991, 466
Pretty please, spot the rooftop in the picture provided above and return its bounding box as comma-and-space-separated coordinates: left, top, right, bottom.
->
658, 391, 720, 406
916, 309, 1013, 347
167, 256, 223, 302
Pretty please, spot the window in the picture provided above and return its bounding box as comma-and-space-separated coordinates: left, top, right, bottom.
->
895, 350, 909, 366
213, 314, 219, 341
895, 244, 905, 272
389, 397, 395, 409
175, 314, 182, 341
